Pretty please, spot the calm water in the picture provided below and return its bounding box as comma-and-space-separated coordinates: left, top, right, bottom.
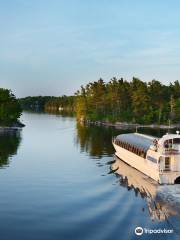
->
0, 112, 180, 240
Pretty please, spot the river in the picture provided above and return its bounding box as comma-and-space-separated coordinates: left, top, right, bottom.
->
0, 112, 179, 240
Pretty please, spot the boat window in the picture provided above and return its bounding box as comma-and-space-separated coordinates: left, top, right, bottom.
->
164, 138, 180, 147
173, 138, 180, 144
115, 138, 147, 158
140, 151, 144, 157
164, 140, 172, 148
165, 157, 170, 170
134, 148, 137, 154
132, 146, 134, 152
134, 147, 137, 154
136, 149, 138, 155
147, 155, 157, 163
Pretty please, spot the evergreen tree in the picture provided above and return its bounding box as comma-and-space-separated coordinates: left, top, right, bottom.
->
0, 88, 22, 125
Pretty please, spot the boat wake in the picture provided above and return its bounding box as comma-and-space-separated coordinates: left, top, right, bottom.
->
111, 156, 180, 235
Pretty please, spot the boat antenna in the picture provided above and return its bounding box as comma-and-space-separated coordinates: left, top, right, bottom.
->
136, 126, 138, 133
168, 119, 171, 133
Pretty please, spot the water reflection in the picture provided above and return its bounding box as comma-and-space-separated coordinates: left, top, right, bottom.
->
111, 157, 180, 233
76, 123, 122, 158
0, 130, 21, 168
45, 109, 75, 117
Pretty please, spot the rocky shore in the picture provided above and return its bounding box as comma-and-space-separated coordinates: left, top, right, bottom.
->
85, 120, 180, 129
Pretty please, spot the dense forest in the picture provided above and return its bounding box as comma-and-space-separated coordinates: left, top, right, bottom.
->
75, 77, 180, 124
45, 95, 75, 112
0, 88, 22, 126
20, 96, 55, 111
19, 77, 180, 124
19, 95, 75, 112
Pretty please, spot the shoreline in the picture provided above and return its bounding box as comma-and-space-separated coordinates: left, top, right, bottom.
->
85, 120, 180, 129
0, 121, 25, 133
0, 127, 22, 133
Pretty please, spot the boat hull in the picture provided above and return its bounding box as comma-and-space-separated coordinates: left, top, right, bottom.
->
113, 142, 161, 183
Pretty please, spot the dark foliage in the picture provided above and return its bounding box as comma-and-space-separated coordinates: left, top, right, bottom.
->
0, 88, 22, 126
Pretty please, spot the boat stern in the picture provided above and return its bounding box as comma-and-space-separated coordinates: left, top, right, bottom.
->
159, 171, 180, 184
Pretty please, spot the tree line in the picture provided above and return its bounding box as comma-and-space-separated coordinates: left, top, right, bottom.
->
75, 77, 180, 124
19, 77, 180, 124
20, 96, 55, 111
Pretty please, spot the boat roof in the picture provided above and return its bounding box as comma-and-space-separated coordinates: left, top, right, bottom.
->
116, 133, 156, 151
158, 134, 180, 145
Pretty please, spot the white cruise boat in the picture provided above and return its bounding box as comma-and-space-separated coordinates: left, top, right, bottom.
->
112, 132, 180, 184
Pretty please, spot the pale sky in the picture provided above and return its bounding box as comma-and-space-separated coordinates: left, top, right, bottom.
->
1, 0, 180, 97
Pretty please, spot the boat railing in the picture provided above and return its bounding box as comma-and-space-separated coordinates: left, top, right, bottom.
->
163, 149, 178, 155
158, 147, 179, 155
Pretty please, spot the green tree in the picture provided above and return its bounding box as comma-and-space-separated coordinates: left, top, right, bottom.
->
0, 88, 22, 125
75, 86, 87, 121
131, 78, 151, 123
148, 80, 167, 124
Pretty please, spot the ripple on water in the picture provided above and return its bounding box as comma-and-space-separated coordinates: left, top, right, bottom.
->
44, 187, 145, 240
